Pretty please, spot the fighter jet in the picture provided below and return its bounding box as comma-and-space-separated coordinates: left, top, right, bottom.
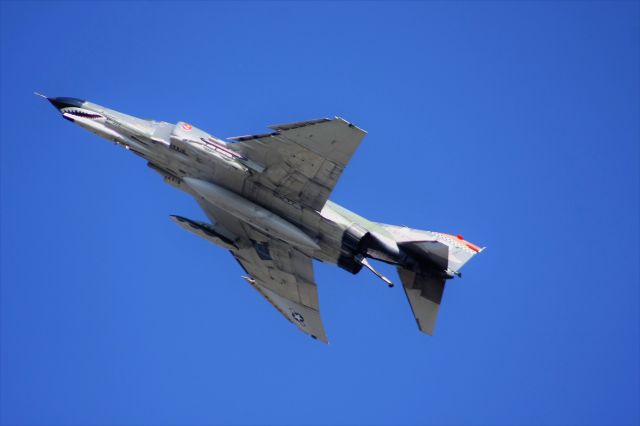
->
39, 93, 483, 342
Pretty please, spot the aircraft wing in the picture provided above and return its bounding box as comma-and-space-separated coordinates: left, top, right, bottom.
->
228, 117, 366, 211
195, 197, 328, 342
232, 243, 328, 343
397, 267, 446, 336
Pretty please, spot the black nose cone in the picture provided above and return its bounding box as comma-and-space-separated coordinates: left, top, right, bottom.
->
48, 97, 86, 110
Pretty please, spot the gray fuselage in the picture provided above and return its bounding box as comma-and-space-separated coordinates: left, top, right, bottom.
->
50, 97, 399, 269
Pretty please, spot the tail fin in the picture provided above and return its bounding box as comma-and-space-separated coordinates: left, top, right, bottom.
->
384, 225, 483, 335
384, 225, 483, 276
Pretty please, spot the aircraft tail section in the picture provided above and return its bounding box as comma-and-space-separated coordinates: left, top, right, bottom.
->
383, 225, 483, 276
382, 224, 483, 335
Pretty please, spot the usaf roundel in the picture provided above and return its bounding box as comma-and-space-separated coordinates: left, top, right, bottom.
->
292, 312, 304, 324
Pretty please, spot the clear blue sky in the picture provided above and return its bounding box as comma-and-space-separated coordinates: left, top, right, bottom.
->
1, 1, 638, 425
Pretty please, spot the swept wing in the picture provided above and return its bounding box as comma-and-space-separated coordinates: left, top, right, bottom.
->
196, 198, 328, 342
228, 117, 366, 211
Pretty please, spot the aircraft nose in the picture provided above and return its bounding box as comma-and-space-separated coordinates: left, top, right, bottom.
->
47, 96, 86, 110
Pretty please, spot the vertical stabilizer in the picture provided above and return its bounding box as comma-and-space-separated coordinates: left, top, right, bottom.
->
383, 225, 483, 275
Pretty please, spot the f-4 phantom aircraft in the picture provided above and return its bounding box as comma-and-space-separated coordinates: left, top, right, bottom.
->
40, 93, 483, 342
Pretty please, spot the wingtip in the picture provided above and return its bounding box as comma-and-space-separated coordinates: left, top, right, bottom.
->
335, 116, 367, 134
311, 333, 329, 344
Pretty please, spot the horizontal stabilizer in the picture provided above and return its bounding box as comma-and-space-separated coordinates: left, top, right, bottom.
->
397, 267, 446, 335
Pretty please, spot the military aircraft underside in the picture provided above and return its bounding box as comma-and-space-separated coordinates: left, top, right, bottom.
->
39, 93, 483, 343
